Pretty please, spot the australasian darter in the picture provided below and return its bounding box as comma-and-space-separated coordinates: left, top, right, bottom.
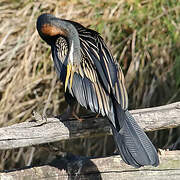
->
36, 13, 159, 168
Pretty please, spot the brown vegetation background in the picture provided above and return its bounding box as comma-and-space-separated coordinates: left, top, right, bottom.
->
0, 0, 180, 170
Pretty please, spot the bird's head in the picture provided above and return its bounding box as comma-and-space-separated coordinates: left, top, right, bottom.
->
37, 13, 82, 91
37, 13, 81, 65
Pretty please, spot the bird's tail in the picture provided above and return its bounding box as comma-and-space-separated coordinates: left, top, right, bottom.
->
109, 102, 159, 167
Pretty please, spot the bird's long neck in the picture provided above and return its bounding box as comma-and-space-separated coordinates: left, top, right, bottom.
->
55, 20, 81, 65
36, 14, 81, 66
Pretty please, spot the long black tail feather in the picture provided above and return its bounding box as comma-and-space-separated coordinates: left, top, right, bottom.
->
110, 103, 159, 167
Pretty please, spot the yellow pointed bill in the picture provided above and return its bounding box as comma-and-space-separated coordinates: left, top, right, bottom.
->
65, 64, 75, 92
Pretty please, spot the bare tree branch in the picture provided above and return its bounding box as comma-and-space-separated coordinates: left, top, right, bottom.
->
0, 101, 180, 150
1, 150, 180, 180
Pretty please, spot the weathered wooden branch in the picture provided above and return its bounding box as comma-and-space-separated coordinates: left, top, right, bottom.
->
0, 101, 180, 150
1, 150, 180, 180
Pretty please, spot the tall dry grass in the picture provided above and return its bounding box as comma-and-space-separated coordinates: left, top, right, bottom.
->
0, 0, 180, 170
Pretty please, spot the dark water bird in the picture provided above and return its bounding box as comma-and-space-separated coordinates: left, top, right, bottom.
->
36, 13, 159, 168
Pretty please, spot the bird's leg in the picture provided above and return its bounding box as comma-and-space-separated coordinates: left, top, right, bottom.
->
63, 91, 84, 121
95, 113, 100, 118
55, 105, 73, 122
56, 103, 83, 122
72, 111, 83, 122
72, 103, 84, 122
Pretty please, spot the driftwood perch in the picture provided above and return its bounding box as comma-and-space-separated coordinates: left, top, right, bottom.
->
0, 150, 180, 180
0, 102, 180, 179
0, 101, 180, 150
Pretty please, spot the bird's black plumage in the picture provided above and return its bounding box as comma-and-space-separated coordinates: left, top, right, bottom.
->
37, 13, 159, 167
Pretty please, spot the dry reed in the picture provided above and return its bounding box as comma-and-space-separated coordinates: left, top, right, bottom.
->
0, 0, 179, 170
